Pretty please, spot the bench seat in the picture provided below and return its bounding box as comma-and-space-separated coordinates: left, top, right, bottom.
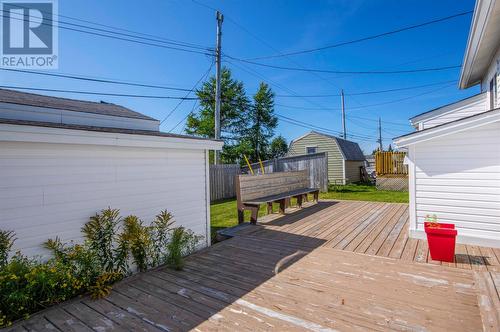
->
242, 187, 318, 205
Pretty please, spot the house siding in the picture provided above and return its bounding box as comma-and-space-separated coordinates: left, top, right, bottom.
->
288, 132, 344, 183
0, 141, 209, 257
480, 46, 500, 108
345, 160, 364, 183
420, 95, 488, 130
411, 121, 500, 246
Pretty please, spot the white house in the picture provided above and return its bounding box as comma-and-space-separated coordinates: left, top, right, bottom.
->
0, 88, 223, 257
394, 0, 500, 248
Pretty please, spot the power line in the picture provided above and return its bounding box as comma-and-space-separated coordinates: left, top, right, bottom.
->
1, 12, 213, 56
3, 4, 210, 51
0, 86, 199, 100
160, 61, 214, 124
170, 100, 199, 133
225, 55, 461, 74
0, 68, 194, 92
247, 10, 473, 60
275, 80, 457, 98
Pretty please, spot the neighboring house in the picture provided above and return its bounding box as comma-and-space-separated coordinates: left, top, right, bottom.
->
288, 131, 365, 184
394, 0, 500, 248
0, 88, 223, 257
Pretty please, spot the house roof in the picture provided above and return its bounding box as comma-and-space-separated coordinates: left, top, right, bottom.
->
459, 0, 500, 89
292, 131, 365, 161
408, 92, 486, 125
0, 88, 158, 121
394, 107, 500, 147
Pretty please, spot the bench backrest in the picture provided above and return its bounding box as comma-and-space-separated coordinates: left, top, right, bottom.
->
236, 170, 309, 202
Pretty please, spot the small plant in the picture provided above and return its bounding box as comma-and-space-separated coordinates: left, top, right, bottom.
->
166, 227, 202, 270
425, 214, 439, 227
119, 215, 152, 272
150, 210, 175, 266
89, 272, 122, 299
82, 208, 124, 273
0, 230, 15, 267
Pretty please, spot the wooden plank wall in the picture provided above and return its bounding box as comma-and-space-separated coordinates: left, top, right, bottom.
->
375, 151, 408, 176
209, 164, 240, 202
242, 152, 328, 192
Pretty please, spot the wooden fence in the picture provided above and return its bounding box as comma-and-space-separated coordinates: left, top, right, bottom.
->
241, 152, 328, 192
209, 164, 240, 201
375, 151, 408, 176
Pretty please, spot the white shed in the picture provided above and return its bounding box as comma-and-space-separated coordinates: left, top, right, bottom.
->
0, 88, 223, 257
395, 0, 500, 248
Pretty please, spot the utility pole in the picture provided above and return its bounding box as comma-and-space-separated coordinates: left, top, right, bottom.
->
378, 117, 383, 151
341, 89, 346, 139
214, 11, 223, 164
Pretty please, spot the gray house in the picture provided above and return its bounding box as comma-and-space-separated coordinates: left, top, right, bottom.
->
288, 131, 365, 184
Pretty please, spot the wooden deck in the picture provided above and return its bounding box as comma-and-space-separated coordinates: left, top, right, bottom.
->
6, 201, 500, 331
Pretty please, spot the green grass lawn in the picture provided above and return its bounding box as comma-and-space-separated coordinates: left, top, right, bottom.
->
210, 183, 408, 241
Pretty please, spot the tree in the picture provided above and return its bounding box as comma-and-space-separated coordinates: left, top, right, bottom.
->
269, 135, 288, 158
185, 67, 250, 163
247, 82, 278, 162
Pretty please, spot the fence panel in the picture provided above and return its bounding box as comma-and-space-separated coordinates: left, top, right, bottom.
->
241, 152, 328, 192
375, 151, 408, 176
209, 164, 240, 201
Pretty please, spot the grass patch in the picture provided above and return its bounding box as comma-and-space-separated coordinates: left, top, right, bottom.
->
210, 183, 408, 241
321, 183, 408, 203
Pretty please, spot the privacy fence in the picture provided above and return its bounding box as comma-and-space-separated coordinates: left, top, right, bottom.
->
375, 151, 408, 176
209, 164, 240, 202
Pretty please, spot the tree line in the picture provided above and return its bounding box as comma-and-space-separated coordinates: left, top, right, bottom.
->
185, 67, 288, 164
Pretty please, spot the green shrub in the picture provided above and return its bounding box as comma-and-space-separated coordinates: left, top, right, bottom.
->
166, 227, 202, 270
0, 207, 201, 327
81, 208, 125, 273
0, 230, 15, 268
119, 216, 152, 272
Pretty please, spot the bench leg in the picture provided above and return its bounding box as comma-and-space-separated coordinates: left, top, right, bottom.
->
249, 206, 259, 224
238, 208, 244, 224
297, 195, 303, 208
267, 202, 273, 214
279, 199, 286, 214
313, 190, 319, 202
303, 194, 309, 202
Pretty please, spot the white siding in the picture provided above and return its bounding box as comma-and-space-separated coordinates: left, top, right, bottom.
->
412, 121, 500, 246
0, 141, 209, 257
420, 94, 488, 129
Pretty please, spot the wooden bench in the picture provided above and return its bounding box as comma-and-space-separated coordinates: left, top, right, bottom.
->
235, 170, 319, 224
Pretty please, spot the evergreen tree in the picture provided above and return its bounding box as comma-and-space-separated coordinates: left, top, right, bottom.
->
247, 82, 278, 162
269, 135, 288, 158
185, 67, 250, 163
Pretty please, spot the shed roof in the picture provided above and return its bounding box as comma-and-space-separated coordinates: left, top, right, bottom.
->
0, 88, 158, 121
292, 131, 365, 161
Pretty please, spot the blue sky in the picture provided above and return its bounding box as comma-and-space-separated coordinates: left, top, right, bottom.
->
1, 0, 479, 153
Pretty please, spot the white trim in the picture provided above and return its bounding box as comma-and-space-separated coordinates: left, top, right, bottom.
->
410, 229, 500, 248
459, 0, 497, 89
304, 145, 318, 154
407, 145, 417, 234
0, 123, 224, 150
394, 108, 500, 147
342, 159, 346, 185
204, 150, 211, 247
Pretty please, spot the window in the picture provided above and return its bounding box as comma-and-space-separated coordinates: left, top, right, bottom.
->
490, 73, 497, 109
306, 146, 317, 154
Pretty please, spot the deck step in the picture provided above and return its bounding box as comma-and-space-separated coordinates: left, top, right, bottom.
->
473, 271, 500, 331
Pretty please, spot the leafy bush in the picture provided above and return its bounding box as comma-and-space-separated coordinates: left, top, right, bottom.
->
0, 207, 202, 327
82, 208, 125, 273
0, 230, 15, 268
166, 227, 202, 270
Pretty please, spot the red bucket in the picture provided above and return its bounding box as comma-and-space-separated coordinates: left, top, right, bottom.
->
424, 222, 457, 262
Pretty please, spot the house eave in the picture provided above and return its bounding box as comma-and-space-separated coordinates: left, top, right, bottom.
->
459, 0, 500, 89
394, 108, 500, 147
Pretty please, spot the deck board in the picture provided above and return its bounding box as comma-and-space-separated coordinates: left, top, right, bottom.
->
6, 200, 499, 331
